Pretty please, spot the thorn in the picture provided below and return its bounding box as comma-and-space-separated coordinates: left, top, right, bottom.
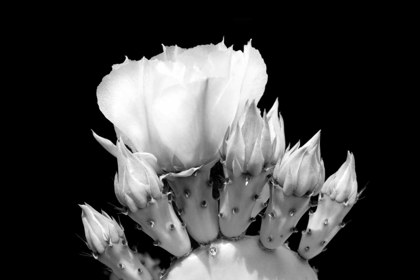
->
107, 202, 127, 214
268, 212, 275, 218
356, 183, 368, 202
135, 224, 142, 231
322, 247, 328, 252
201, 200, 207, 208
148, 220, 155, 227
289, 209, 296, 217
153, 240, 161, 246
340, 220, 351, 228
245, 174, 251, 186
75, 233, 90, 249
324, 219, 328, 226
232, 207, 239, 214
249, 216, 256, 222
184, 190, 190, 198
118, 263, 124, 270
137, 268, 143, 274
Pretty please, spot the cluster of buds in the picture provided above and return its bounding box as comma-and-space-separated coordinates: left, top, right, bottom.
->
81, 204, 153, 280
298, 151, 358, 260
259, 131, 325, 249
80, 40, 362, 280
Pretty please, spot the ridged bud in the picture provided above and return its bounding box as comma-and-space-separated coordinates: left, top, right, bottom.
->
321, 151, 357, 205
114, 138, 163, 212
80, 203, 124, 254
222, 100, 285, 176
273, 131, 325, 196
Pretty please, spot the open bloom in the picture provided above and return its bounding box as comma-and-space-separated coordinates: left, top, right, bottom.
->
97, 40, 267, 171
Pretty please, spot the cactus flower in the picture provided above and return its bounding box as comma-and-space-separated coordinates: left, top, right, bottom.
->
80, 203, 124, 254
113, 138, 163, 212
96, 40, 267, 171
322, 151, 358, 205
273, 131, 325, 196
223, 99, 285, 177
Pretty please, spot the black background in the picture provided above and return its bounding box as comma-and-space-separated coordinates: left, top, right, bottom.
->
57, 18, 396, 280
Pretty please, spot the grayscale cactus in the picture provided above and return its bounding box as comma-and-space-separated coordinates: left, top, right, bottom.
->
79, 40, 364, 280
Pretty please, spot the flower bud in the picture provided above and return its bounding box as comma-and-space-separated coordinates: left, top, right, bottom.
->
266, 98, 285, 165
223, 100, 285, 176
273, 131, 325, 196
322, 151, 358, 205
80, 203, 124, 254
114, 138, 163, 212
